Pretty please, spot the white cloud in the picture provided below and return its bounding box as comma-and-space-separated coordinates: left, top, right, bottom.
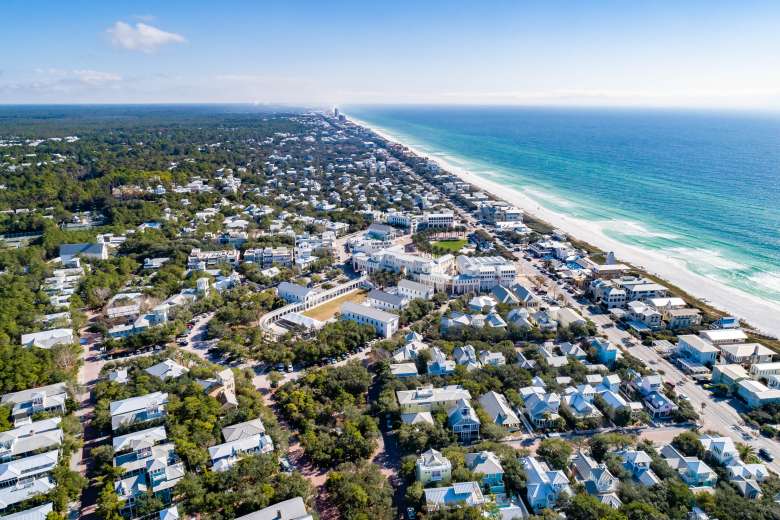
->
70, 69, 123, 86
107, 21, 185, 53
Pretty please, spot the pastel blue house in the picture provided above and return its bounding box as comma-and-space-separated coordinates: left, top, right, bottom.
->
465, 451, 505, 494
590, 338, 619, 366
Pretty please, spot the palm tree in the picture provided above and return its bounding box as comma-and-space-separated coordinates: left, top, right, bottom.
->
736, 442, 757, 462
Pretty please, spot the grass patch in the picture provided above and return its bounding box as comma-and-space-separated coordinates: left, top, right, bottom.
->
302, 290, 367, 321
431, 239, 468, 252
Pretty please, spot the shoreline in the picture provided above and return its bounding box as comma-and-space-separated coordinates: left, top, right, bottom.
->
346, 114, 780, 337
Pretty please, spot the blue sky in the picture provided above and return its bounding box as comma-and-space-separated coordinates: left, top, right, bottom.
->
1, 0, 779, 108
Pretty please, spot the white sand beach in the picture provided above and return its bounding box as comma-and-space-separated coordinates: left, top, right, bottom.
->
349, 116, 780, 337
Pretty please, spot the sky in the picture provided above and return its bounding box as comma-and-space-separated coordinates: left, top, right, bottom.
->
1, 0, 779, 109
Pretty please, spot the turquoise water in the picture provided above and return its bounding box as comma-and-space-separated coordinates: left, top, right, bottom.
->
345, 106, 780, 305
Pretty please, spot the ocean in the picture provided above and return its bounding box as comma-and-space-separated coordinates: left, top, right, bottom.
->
345, 105, 780, 313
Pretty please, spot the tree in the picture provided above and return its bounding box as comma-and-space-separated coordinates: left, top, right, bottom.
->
734, 442, 757, 463
537, 438, 573, 471
326, 462, 394, 520
96, 482, 124, 520
268, 370, 283, 388
672, 431, 704, 458
621, 501, 668, 520
590, 433, 635, 462
565, 493, 627, 520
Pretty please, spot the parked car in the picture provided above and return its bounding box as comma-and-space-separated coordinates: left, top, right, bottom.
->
759, 448, 774, 462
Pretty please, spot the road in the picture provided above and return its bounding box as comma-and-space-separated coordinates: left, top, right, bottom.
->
507, 247, 780, 473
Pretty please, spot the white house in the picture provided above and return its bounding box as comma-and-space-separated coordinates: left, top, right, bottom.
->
416, 448, 452, 484
397, 279, 434, 300
479, 391, 520, 431
340, 302, 399, 339
110, 392, 169, 431
20, 328, 74, 349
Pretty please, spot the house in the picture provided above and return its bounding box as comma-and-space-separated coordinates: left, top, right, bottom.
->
559, 342, 587, 360
726, 461, 768, 498
511, 283, 541, 308
112, 426, 168, 454
590, 338, 620, 366
0, 450, 59, 509
448, 399, 480, 441
20, 328, 74, 349
750, 362, 780, 378
736, 379, 780, 408
208, 432, 274, 472
424, 482, 486, 512
563, 386, 603, 421
392, 337, 429, 362
59, 242, 108, 263
110, 392, 169, 431
453, 345, 481, 371
718, 343, 774, 365
663, 307, 702, 330
571, 450, 621, 508
427, 347, 456, 376
712, 364, 750, 389
400, 411, 435, 426
0, 417, 63, 461
599, 390, 639, 420
554, 307, 587, 329
642, 391, 678, 419
1, 383, 68, 425
416, 448, 452, 484
677, 335, 719, 365
617, 449, 660, 487
145, 359, 189, 380
390, 363, 419, 378
396, 386, 472, 413
277, 282, 318, 304
397, 279, 434, 300
465, 451, 505, 493
522, 456, 572, 512
221, 418, 266, 443
114, 443, 185, 516
479, 391, 521, 431
440, 311, 484, 332
699, 329, 748, 345
491, 284, 520, 305
631, 373, 663, 396
626, 300, 661, 327
479, 350, 506, 367
367, 222, 399, 241
0, 503, 53, 520
523, 388, 561, 429
469, 295, 497, 313
233, 497, 313, 520
366, 289, 408, 312
699, 434, 739, 466
505, 308, 532, 329
485, 311, 507, 329
532, 310, 557, 332
660, 444, 717, 488
340, 302, 399, 339
197, 368, 238, 409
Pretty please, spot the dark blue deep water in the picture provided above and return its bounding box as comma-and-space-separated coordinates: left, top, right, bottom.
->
346, 105, 780, 303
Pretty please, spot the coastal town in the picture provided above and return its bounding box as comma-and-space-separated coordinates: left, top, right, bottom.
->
1, 106, 779, 520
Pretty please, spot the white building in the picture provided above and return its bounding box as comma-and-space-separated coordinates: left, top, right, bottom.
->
340, 302, 399, 339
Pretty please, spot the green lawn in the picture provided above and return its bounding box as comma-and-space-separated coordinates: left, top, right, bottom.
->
431, 239, 468, 252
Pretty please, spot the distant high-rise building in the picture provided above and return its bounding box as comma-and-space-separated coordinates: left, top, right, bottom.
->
333, 107, 340, 117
